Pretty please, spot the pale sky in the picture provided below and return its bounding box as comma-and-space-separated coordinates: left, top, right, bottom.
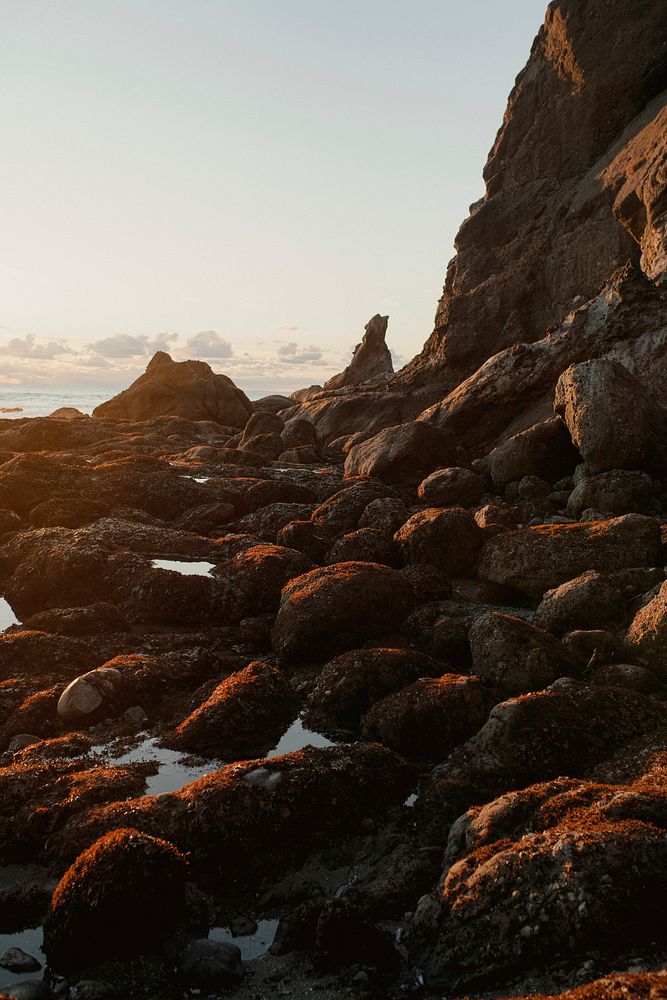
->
1, 0, 547, 394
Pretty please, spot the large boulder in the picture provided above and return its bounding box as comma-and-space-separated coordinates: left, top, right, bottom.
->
344, 422, 459, 483
43, 828, 187, 972
323, 314, 393, 391
305, 647, 446, 731
468, 612, 582, 696
271, 562, 414, 662
93, 352, 253, 427
408, 772, 667, 991
394, 507, 482, 576
535, 568, 664, 635
170, 661, 297, 757
566, 469, 656, 517
417, 467, 485, 507
478, 417, 580, 488
626, 579, 667, 677
478, 514, 661, 597
360, 674, 488, 761
554, 359, 667, 473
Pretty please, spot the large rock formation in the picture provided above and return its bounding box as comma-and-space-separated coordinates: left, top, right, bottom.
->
404, 0, 667, 398
93, 352, 253, 427
323, 314, 393, 391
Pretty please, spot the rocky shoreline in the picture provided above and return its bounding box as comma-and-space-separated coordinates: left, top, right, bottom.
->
1, 0, 666, 996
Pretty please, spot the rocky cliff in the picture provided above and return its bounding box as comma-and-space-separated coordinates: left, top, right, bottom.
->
285, 0, 667, 449
403, 0, 667, 398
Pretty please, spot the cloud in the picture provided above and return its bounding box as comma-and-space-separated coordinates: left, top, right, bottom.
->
184, 330, 233, 358
276, 342, 323, 364
279, 324, 299, 331
0, 333, 74, 360
87, 332, 177, 358
78, 355, 112, 369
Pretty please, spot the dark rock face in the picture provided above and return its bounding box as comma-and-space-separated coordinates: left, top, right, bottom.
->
323, 314, 393, 391
403, 0, 667, 392
93, 352, 253, 427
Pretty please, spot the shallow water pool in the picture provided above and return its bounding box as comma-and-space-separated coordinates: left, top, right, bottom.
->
151, 559, 216, 577
0, 598, 19, 632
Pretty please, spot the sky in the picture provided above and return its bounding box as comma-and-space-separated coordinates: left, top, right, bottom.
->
0, 0, 547, 396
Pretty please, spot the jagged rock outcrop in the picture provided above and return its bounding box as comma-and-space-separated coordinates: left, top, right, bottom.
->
323, 314, 393, 391
402, 0, 667, 398
93, 352, 253, 427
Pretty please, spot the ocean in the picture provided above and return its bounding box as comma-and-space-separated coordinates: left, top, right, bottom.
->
0, 386, 268, 419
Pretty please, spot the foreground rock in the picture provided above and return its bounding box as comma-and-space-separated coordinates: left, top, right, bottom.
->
469, 612, 582, 696
478, 514, 661, 596
170, 661, 297, 757
43, 828, 187, 972
409, 760, 667, 991
48, 745, 411, 876
344, 422, 459, 483
554, 358, 667, 473
305, 647, 446, 731
93, 352, 253, 426
417, 680, 665, 834
271, 562, 414, 662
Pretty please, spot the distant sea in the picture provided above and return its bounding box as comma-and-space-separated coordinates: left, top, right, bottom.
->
0, 386, 268, 419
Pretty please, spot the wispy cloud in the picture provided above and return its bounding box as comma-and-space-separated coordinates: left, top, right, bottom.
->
276, 342, 323, 364
0, 333, 73, 360
183, 330, 233, 358
86, 332, 177, 358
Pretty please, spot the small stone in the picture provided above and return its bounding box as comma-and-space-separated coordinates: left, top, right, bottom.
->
230, 915, 257, 937
0, 946, 42, 972
8, 734, 41, 753
178, 938, 243, 989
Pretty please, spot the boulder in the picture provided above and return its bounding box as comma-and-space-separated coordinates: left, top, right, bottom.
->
239, 410, 284, 444
178, 939, 243, 990
468, 612, 582, 696
417, 467, 485, 507
479, 417, 580, 488
305, 647, 446, 731
535, 568, 664, 635
626, 579, 667, 677
43, 828, 187, 972
93, 352, 253, 427
170, 661, 297, 757
344, 422, 459, 483
417, 681, 665, 834
554, 359, 667, 474
311, 480, 390, 536
358, 497, 409, 535
325, 528, 400, 568
47, 745, 411, 878
409, 761, 667, 992
394, 507, 482, 576
478, 514, 662, 597
361, 674, 488, 761
323, 314, 393, 391
280, 418, 318, 450
271, 562, 414, 662
566, 469, 656, 517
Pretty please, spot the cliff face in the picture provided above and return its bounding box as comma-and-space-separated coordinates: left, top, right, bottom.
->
402, 0, 667, 394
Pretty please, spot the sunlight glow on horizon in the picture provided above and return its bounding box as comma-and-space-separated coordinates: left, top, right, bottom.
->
0, 0, 547, 394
